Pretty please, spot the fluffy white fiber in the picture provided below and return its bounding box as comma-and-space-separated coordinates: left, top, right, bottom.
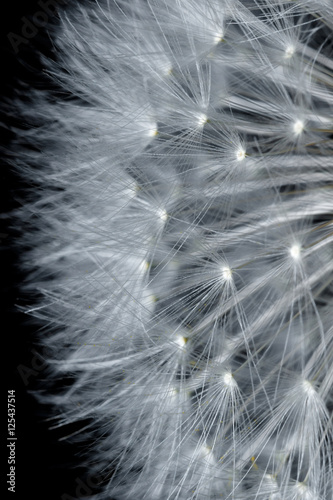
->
16, 0, 333, 499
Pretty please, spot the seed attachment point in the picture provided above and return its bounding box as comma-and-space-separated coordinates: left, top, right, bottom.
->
290, 244, 301, 260
293, 119, 304, 136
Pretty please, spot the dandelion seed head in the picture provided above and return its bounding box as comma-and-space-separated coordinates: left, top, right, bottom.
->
223, 371, 236, 387
137, 259, 149, 273
141, 289, 156, 312
285, 45, 296, 59
295, 482, 316, 500
293, 119, 305, 135
269, 494, 282, 500
213, 32, 224, 45
236, 148, 246, 161
14, 0, 333, 498
290, 244, 301, 260
157, 60, 173, 77
157, 208, 168, 222
147, 125, 159, 137
130, 181, 139, 196
221, 266, 233, 281
302, 379, 316, 397
174, 335, 188, 350
165, 386, 178, 400
265, 474, 278, 486
198, 444, 216, 465
196, 113, 208, 127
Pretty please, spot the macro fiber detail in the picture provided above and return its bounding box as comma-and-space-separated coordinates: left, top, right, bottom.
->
14, 1, 333, 499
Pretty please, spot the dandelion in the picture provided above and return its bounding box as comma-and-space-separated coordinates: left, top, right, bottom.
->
12, 0, 333, 499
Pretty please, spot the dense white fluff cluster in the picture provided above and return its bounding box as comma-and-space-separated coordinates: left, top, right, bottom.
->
16, 1, 333, 499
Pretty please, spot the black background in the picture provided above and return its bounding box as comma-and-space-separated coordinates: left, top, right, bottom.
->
1, 2, 104, 499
